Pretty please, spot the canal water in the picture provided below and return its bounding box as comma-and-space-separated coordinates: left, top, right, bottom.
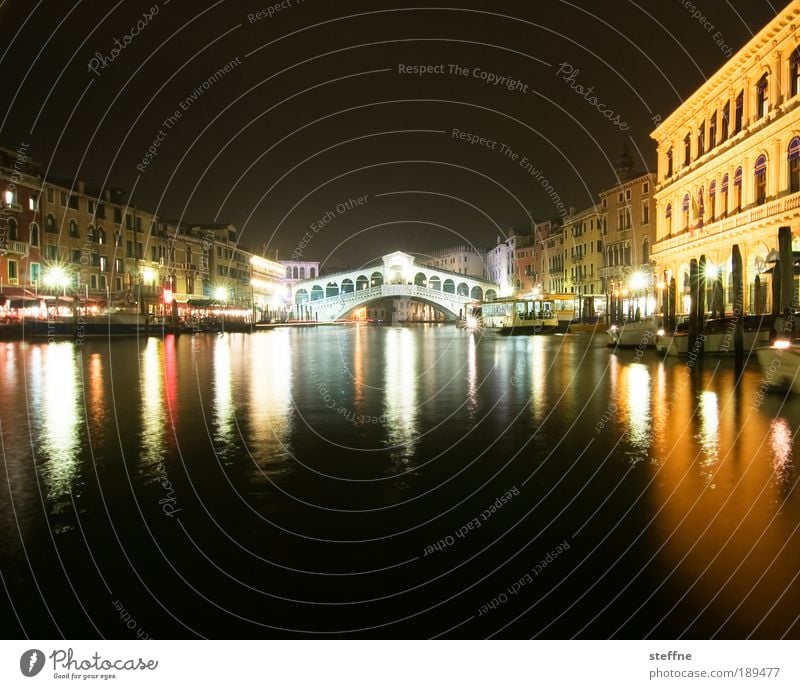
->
0, 324, 798, 639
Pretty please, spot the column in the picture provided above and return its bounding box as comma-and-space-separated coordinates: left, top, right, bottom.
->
772, 51, 782, 107
773, 137, 783, 198
742, 76, 751, 128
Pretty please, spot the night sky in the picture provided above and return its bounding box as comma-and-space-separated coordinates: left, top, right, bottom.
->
0, 0, 783, 270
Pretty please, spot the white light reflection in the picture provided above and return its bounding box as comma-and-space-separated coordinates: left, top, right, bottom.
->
626, 364, 651, 453
769, 417, 794, 490
384, 328, 418, 456
38, 343, 81, 500
140, 338, 165, 466
697, 390, 720, 481
248, 331, 292, 465
466, 332, 477, 416
214, 335, 235, 450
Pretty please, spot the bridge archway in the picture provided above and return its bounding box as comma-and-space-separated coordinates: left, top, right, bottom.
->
311, 285, 324, 301
326, 282, 339, 298
371, 271, 383, 287
457, 282, 469, 297
341, 278, 354, 293
443, 279, 455, 294
356, 275, 369, 290
414, 272, 426, 286
429, 276, 441, 290
471, 286, 483, 300
295, 288, 309, 304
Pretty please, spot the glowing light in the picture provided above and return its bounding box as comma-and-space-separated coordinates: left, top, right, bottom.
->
629, 272, 647, 291
465, 315, 480, 331
773, 339, 792, 350
43, 266, 69, 289
141, 268, 155, 284
163, 288, 174, 305
657, 328, 665, 337
214, 286, 229, 302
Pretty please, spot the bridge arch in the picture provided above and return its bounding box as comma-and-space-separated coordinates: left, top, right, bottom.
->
414, 272, 426, 286
326, 282, 339, 298
457, 282, 469, 297
371, 271, 384, 287
429, 275, 441, 290
443, 278, 455, 294
341, 278, 354, 293
356, 275, 369, 290
471, 286, 483, 300
310, 285, 324, 301
295, 288, 309, 304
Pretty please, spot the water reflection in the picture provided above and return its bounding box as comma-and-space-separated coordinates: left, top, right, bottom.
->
697, 390, 720, 482
140, 338, 165, 467
466, 333, 478, 418
769, 417, 794, 493
384, 328, 418, 456
37, 343, 81, 501
214, 335, 235, 452
248, 331, 292, 467
626, 364, 651, 456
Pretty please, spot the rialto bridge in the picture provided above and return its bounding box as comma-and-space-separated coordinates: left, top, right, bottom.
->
292, 251, 499, 321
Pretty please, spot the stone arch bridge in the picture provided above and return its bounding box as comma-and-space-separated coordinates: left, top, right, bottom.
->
292, 251, 498, 321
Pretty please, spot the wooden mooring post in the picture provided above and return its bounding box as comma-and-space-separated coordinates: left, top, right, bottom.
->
732, 244, 744, 369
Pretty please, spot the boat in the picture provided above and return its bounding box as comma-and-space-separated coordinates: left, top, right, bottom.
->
606, 317, 661, 347
476, 295, 561, 335
22, 312, 166, 339
655, 316, 771, 356
755, 339, 800, 392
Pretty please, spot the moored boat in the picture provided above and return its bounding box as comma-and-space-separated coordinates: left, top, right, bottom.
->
755, 339, 800, 392
606, 317, 660, 347
656, 316, 771, 356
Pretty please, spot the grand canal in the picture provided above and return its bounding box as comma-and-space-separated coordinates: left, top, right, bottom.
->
0, 325, 798, 638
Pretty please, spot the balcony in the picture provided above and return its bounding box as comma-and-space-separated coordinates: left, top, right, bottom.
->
0, 240, 28, 256
653, 190, 800, 254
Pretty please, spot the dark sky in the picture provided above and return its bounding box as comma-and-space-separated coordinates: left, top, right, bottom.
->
0, 0, 784, 269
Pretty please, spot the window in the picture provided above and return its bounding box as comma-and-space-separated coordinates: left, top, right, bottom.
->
99, 275, 107, 290
115, 277, 123, 291
7, 218, 17, 240
46, 188, 54, 203
30, 263, 40, 283
697, 122, 705, 157
60, 191, 67, 206
114, 207, 122, 223
643, 182, 649, 194
734, 91, 743, 133
68, 195, 78, 210
721, 174, 729, 216
642, 201, 649, 224
96, 203, 106, 220
99, 256, 108, 272
696, 187, 704, 228
684, 132, 691, 167
625, 189, 631, 201
721, 101, 730, 141
68, 219, 79, 238
3, 189, 15, 205
756, 73, 769, 118
754, 155, 767, 205
126, 240, 133, 257
618, 192, 624, 203
115, 258, 123, 273
97, 227, 106, 244
71, 249, 81, 263
28, 194, 38, 211
666, 148, 673, 177
87, 224, 95, 242
135, 216, 142, 232
709, 112, 717, 149
789, 137, 800, 193
733, 166, 743, 212
90, 275, 98, 290
792, 47, 800, 97
601, 197, 607, 209
125, 213, 132, 230
310, 267, 316, 278
642, 238, 650, 263
46, 244, 57, 260
88, 200, 95, 215
7, 260, 17, 281
682, 194, 690, 229
708, 180, 716, 222
29, 222, 39, 246
136, 242, 143, 259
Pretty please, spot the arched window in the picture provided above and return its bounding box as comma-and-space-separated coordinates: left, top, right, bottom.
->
310, 267, 316, 278
697, 187, 705, 228
721, 174, 729, 216
29, 222, 39, 247
754, 154, 767, 205
665, 203, 672, 235
789, 136, 800, 193
756, 73, 769, 118
682, 193, 690, 229
708, 180, 716, 222
721, 100, 730, 141
45, 213, 56, 232
292, 266, 298, 279
734, 91, 743, 133
709, 111, 717, 148
86, 224, 95, 242
299, 266, 305, 279
642, 237, 650, 264
791, 47, 800, 97
666, 148, 673, 178
683, 132, 691, 167
68, 219, 79, 238
286, 267, 292, 279
7, 218, 17, 240
733, 166, 743, 212
697, 122, 705, 157
97, 227, 106, 244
